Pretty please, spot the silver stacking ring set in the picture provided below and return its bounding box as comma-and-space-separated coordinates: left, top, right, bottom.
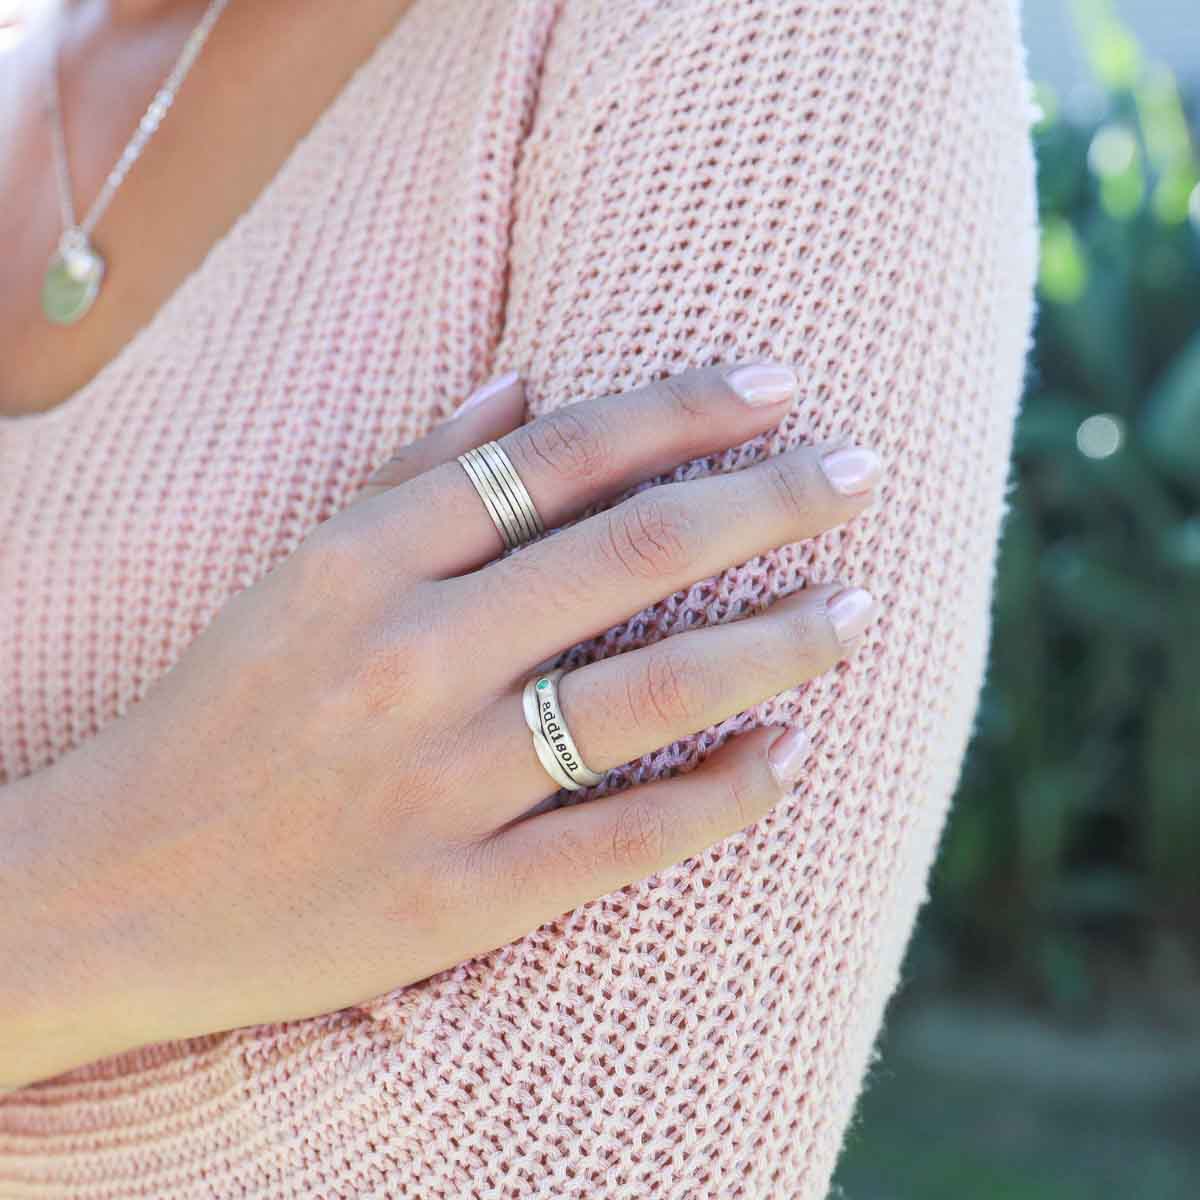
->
456, 441, 605, 792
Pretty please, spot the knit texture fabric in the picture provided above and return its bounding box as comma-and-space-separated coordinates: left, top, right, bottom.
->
0, 1, 1039, 1196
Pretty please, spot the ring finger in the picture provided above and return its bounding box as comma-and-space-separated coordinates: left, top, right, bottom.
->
474, 581, 879, 821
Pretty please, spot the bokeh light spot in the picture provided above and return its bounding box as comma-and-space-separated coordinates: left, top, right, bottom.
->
1076, 414, 1124, 459
1088, 125, 1138, 177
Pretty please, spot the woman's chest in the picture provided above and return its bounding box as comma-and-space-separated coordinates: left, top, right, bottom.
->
0, 0, 555, 782
0, 0, 417, 418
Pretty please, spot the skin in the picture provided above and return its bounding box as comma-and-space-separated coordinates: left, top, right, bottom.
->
0, 3, 886, 1090
0, 0, 418, 415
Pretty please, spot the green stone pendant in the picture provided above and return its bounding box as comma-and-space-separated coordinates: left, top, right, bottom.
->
41, 234, 105, 326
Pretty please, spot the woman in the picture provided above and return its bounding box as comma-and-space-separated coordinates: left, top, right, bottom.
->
0, 0, 1039, 1196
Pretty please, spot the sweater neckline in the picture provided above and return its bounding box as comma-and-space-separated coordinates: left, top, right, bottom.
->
1, 0, 425, 438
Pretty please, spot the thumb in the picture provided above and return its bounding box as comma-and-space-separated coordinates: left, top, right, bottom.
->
354, 370, 526, 504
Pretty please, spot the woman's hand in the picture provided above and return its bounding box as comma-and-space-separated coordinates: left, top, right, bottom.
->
25, 362, 883, 1073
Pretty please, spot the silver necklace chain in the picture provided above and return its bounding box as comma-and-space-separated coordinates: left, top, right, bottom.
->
41, 0, 232, 324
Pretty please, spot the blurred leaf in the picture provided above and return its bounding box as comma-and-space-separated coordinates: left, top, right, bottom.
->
1160, 518, 1200, 574
1142, 330, 1200, 485
1041, 542, 1169, 641
1040, 237, 1138, 411
1039, 216, 1089, 303
1032, 81, 1060, 131
1134, 64, 1199, 225
1035, 122, 1091, 215
1071, 0, 1143, 91
1047, 869, 1146, 922
937, 795, 993, 902
1145, 657, 1200, 894
1014, 390, 1092, 455
1088, 123, 1146, 219
924, 16, 1200, 1016
1032, 931, 1094, 1013
1154, 164, 1200, 226
1099, 162, 1145, 219
1018, 767, 1080, 880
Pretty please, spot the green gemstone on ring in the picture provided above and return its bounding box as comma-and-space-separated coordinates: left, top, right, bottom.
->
537, 679, 550, 690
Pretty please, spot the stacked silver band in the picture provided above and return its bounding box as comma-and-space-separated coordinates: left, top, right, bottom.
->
522, 667, 605, 792
457, 441, 545, 551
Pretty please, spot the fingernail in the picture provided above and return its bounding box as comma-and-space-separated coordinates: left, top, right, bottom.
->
767, 725, 811, 788
820, 445, 883, 495
825, 587, 877, 646
724, 361, 799, 407
453, 370, 520, 420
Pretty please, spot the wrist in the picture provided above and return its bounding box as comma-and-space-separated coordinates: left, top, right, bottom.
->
0, 743, 160, 1089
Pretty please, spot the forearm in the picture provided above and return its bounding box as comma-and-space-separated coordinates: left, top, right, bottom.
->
0, 741, 152, 1091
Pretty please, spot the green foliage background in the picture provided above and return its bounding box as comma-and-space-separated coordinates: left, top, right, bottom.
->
924, 0, 1200, 1016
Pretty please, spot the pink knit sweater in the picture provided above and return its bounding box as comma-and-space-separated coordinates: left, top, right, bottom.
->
0, 1, 1039, 1195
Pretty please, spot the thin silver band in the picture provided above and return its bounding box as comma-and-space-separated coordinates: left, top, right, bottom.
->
470, 443, 534, 545
522, 667, 605, 791
459, 446, 527, 549
456, 442, 544, 551
457, 449, 519, 548
479, 440, 544, 539
477, 441, 539, 544
464, 448, 522, 547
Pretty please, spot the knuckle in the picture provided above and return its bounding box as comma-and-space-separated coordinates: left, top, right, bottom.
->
447, 835, 501, 910
762, 456, 815, 522
486, 545, 584, 623
782, 607, 832, 673
517, 407, 613, 485
655, 370, 712, 423
361, 445, 428, 495
544, 825, 603, 887
495, 841, 543, 909
349, 637, 409, 718
602, 491, 695, 580
610, 799, 668, 873
380, 855, 451, 941
722, 763, 766, 832
627, 646, 712, 728
296, 521, 369, 597
349, 605, 442, 718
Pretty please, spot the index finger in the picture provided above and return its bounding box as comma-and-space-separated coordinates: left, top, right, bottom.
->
376, 362, 800, 580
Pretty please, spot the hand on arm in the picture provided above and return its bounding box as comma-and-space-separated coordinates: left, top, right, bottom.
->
0, 364, 881, 1090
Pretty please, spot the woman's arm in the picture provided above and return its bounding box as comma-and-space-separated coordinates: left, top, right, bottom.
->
0, 751, 145, 1091
467, 1, 1041, 1194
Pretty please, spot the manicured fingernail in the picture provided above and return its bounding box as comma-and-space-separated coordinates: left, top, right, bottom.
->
724, 361, 798, 407
825, 587, 877, 646
767, 725, 811, 788
454, 370, 520, 419
820, 445, 883, 495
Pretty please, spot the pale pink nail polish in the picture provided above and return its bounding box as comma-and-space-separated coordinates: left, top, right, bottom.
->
820, 445, 883, 495
724, 361, 799, 407
825, 587, 877, 645
768, 726, 811, 788
453, 370, 520, 420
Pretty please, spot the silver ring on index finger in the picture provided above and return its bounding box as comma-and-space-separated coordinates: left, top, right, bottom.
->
457, 440, 545, 551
